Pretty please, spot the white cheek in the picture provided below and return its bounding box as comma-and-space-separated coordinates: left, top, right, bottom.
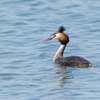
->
53, 37, 58, 40
53, 34, 60, 40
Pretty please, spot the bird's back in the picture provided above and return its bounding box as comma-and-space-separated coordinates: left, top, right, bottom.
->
54, 56, 92, 67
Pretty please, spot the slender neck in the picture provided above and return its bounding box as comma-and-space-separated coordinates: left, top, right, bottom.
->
53, 44, 66, 63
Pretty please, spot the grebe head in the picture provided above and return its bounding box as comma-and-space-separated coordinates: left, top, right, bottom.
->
43, 26, 69, 45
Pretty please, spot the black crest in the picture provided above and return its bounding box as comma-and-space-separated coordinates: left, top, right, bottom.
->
57, 26, 66, 33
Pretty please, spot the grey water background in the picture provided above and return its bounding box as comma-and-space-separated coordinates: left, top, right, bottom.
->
0, 0, 100, 100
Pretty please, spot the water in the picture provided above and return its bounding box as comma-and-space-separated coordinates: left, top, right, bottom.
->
0, 0, 100, 100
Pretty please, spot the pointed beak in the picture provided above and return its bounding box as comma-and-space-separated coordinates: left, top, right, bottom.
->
42, 37, 53, 41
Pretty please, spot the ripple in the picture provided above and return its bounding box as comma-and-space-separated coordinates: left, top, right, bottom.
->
3, 30, 16, 34
0, 73, 19, 80
31, 1, 45, 6
70, 13, 85, 18
0, 73, 19, 76
18, 13, 33, 17
89, 28, 100, 32
2, 1, 19, 4
66, 4, 80, 9
91, 19, 100, 23
0, 52, 14, 55
13, 22, 28, 26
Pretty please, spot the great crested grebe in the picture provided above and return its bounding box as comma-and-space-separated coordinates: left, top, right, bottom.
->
43, 26, 92, 67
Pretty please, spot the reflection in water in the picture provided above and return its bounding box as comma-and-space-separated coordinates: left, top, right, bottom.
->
55, 65, 74, 88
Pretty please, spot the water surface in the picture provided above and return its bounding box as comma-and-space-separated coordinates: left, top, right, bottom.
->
0, 0, 100, 100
